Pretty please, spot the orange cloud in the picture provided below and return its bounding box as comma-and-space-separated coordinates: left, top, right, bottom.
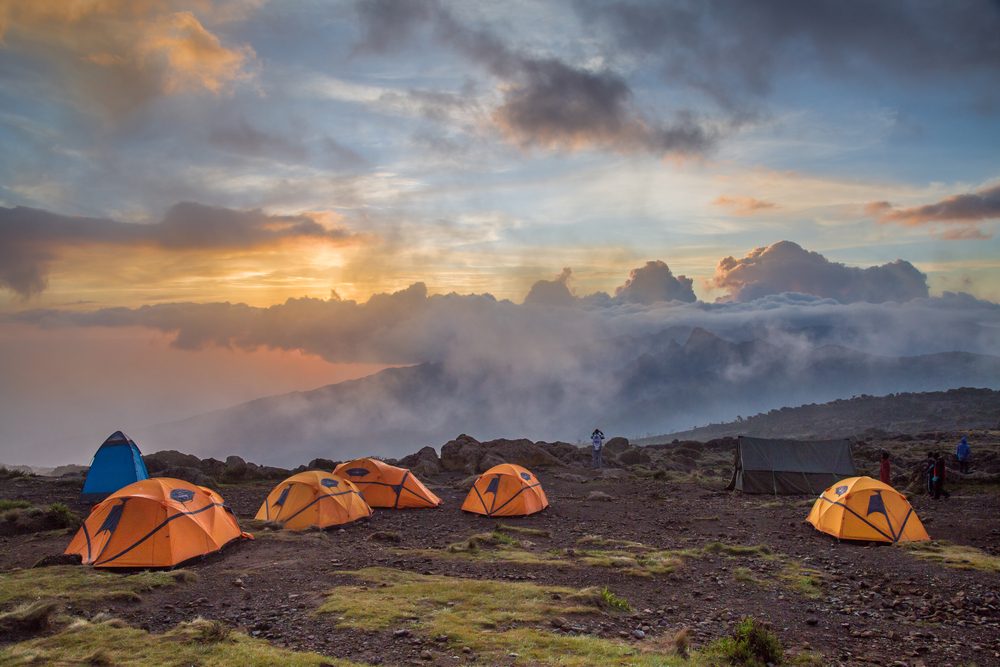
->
867, 183, 1000, 240
712, 195, 777, 215
0, 0, 255, 117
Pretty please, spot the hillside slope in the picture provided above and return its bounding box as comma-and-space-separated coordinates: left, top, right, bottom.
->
638, 387, 1000, 443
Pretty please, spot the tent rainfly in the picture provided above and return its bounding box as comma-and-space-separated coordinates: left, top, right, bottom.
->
726, 435, 856, 494
81, 431, 149, 501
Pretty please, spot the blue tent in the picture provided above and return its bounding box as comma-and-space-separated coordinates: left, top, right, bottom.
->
81, 431, 149, 500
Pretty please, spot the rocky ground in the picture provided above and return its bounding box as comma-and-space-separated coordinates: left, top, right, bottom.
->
1, 431, 999, 666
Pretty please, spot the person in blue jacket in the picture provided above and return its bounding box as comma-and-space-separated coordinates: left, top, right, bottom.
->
955, 436, 971, 474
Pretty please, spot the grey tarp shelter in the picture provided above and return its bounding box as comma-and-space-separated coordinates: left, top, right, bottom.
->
726, 436, 856, 494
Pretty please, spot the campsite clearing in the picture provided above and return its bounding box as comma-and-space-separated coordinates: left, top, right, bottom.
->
1, 433, 999, 666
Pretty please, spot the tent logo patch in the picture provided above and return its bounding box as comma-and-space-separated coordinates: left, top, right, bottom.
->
520, 472, 532, 481
321, 478, 340, 488
170, 489, 195, 502
834, 485, 848, 496
345, 468, 369, 478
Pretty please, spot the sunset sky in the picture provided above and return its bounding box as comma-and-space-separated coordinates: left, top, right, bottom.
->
1, 1, 999, 464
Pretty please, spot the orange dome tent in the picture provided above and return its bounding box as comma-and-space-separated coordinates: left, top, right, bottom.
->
461, 463, 548, 517
65, 478, 251, 568
333, 458, 442, 509
807, 476, 929, 543
255, 470, 372, 531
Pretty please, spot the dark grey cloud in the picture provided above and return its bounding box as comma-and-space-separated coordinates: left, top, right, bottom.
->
0, 203, 353, 297
713, 241, 929, 303
577, 0, 1000, 111
494, 59, 714, 154
867, 183, 1000, 240
353, 0, 717, 155
615, 260, 696, 304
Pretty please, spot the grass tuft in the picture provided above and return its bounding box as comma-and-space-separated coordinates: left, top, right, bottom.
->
0, 566, 194, 606
0, 499, 32, 511
0, 617, 359, 666
902, 540, 1000, 572
597, 587, 631, 612
368, 530, 402, 543
1, 502, 81, 535
706, 616, 783, 667
496, 522, 551, 537
672, 627, 690, 658
702, 542, 772, 558
0, 600, 60, 636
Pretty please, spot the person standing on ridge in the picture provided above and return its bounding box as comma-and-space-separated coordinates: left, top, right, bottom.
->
932, 452, 950, 500
956, 436, 971, 474
879, 451, 891, 485
591, 428, 605, 469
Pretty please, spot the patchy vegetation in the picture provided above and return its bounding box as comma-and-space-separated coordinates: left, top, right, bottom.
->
597, 587, 631, 612
0, 600, 59, 636
0, 499, 32, 511
319, 567, 686, 666
778, 562, 825, 599
0, 617, 358, 666
0, 502, 80, 536
0, 566, 193, 606
705, 616, 784, 667
496, 522, 551, 537
903, 540, 1000, 572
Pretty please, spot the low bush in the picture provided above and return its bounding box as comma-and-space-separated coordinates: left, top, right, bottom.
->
708, 616, 783, 666
0, 502, 81, 536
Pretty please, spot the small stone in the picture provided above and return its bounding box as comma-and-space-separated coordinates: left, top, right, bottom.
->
632, 629, 646, 640
805, 618, 819, 626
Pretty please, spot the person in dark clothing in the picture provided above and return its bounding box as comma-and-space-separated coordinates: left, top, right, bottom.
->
879, 451, 891, 485
956, 436, 971, 474
924, 452, 936, 496
932, 453, 950, 500
590, 428, 605, 469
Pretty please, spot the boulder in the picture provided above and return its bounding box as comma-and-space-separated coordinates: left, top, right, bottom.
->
307, 458, 338, 471
604, 437, 630, 456
482, 439, 563, 472
144, 450, 203, 473
540, 441, 586, 465
220, 455, 248, 482
616, 447, 651, 466
398, 446, 441, 477
151, 466, 214, 487
586, 491, 614, 502
440, 434, 484, 474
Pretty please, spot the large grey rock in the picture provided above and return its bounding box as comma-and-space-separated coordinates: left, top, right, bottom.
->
440, 435, 564, 474
152, 466, 214, 486
616, 447, 651, 466
144, 450, 203, 473
604, 437, 630, 456
398, 446, 441, 477
440, 434, 483, 474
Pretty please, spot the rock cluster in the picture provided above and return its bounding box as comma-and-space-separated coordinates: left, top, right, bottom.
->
144, 450, 290, 486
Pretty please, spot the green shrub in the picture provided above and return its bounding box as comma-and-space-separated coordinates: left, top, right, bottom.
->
709, 616, 783, 666
46, 503, 80, 529
0, 503, 81, 536
597, 587, 631, 612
